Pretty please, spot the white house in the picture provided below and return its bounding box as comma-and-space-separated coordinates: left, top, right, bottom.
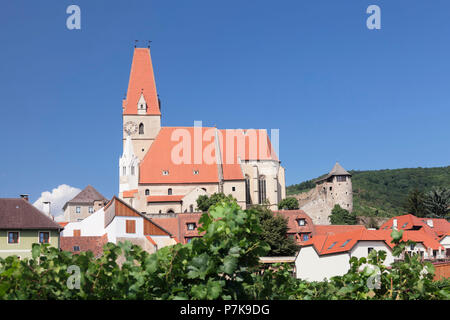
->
60, 196, 177, 255
295, 228, 445, 282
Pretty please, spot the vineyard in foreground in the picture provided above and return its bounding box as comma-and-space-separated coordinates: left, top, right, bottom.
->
0, 202, 449, 300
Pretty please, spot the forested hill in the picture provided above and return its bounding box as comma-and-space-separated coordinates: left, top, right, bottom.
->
287, 166, 450, 217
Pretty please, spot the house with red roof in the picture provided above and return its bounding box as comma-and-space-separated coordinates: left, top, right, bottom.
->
60, 196, 177, 256
118, 47, 286, 214
295, 223, 447, 281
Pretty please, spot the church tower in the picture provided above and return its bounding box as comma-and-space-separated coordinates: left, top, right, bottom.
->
122, 47, 161, 161
119, 135, 140, 193
316, 162, 353, 212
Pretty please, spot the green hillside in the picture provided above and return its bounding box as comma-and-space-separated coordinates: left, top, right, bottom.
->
287, 166, 450, 217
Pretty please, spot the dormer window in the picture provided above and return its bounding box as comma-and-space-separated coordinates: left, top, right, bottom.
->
162, 170, 169, 175
187, 223, 196, 230
193, 170, 199, 175
297, 219, 306, 226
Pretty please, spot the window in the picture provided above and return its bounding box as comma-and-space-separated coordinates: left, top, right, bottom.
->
88, 206, 94, 213
145, 189, 150, 196
258, 176, 266, 205
189, 205, 194, 213
341, 239, 351, 247
410, 243, 415, 250
168, 188, 172, 195
193, 170, 199, 175
328, 242, 337, 250
8, 232, 19, 244
336, 176, 347, 182
186, 238, 192, 243
297, 219, 306, 226
187, 223, 196, 230
73, 230, 81, 237
76, 206, 81, 213
122, 166, 126, 176
131, 166, 135, 176
39, 232, 50, 244
302, 234, 309, 241
73, 246, 80, 252
245, 175, 251, 205
162, 170, 169, 175
232, 186, 236, 191
126, 220, 136, 234
139, 123, 144, 135
368, 247, 374, 254
402, 223, 408, 228
329, 187, 332, 191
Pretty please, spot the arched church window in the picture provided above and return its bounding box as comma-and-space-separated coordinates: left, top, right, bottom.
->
245, 175, 251, 205
139, 123, 144, 135
168, 188, 172, 195
145, 189, 150, 196
131, 166, 135, 176
122, 166, 126, 176
258, 175, 266, 205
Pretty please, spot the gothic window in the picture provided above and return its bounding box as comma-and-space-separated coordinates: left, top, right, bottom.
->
145, 189, 150, 196
131, 166, 135, 176
122, 166, 126, 176
245, 175, 251, 205
258, 175, 266, 205
139, 123, 144, 135
168, 188, 172, 195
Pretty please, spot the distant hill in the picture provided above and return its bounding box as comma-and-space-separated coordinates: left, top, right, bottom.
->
287, 166, 450, 217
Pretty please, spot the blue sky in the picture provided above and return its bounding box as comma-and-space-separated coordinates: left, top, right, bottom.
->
0, 0, 449, 205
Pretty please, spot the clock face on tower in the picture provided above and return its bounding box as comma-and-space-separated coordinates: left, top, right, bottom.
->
124, 121, 138, 136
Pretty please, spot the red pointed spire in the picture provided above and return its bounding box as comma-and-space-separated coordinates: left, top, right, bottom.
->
123, 48, 160, 115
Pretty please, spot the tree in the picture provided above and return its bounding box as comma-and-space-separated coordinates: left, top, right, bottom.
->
423, 187, 450, 218
403, 189, 426, 217
329, 204, 357, 225
196, 192, 237, 212
252, 205, 299, 256
278, 197, 299, 210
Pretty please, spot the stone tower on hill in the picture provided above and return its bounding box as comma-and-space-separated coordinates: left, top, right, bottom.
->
295, 162, 353, 225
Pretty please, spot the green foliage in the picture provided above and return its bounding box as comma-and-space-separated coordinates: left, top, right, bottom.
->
329, 204, 357, 225
252, 205, 299, 256
422, 187, 450, 218
278, 197, 299, 210
287, 166, 450, 217
403, 188, 426, 217
0, 202, 448, 300
196, 192, 237, 212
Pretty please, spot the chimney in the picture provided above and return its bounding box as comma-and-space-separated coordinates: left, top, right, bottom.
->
43, 201, 51, 217
393, 218, 398, 230
20, 194, 29, 202
427, 219, 434, 228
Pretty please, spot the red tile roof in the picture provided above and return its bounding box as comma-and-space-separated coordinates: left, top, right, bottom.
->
58, 222, 69, 228
140, 127, 220, 184
146, 195, 184, 203
152, 213, 203, 244
139, 127, 280, 185
123, 189, 138, 198
380, 214, 450, 241
60, 234, 108, 257
314, 225, 366, 236
123, 48, 160, 116
301, 227, 445, 256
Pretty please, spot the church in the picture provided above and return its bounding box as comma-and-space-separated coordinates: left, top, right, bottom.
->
118, 47, 286, 214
